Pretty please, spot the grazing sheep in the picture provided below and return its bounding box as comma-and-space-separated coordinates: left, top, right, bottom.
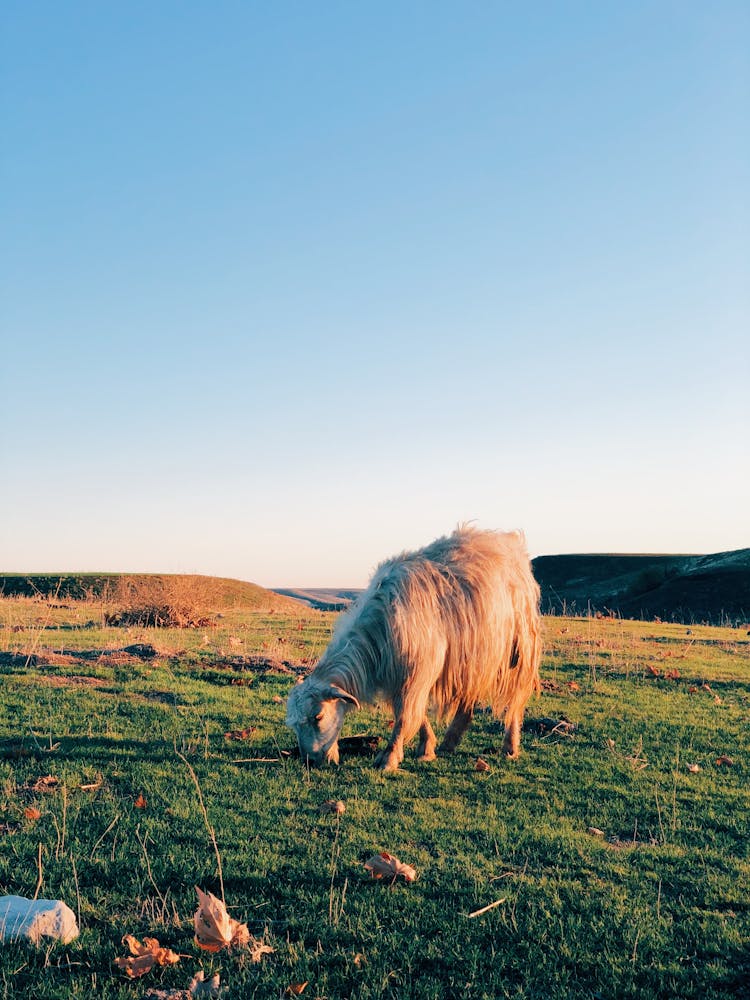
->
286, 527, 542, 771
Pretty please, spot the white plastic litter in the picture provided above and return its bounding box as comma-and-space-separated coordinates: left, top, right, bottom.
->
0, 896, 79, 945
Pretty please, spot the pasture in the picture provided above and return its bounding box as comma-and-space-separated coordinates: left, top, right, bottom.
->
0, 593, 748, 999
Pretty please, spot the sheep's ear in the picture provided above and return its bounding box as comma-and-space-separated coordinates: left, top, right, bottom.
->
322, 684, 360, 711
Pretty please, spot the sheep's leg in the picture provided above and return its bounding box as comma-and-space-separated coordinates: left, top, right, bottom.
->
438, 707, 474, 753
415, 718, 437, 762
375, 719, 406, 772
376, 693, 430, 772
502, 712, 521, 759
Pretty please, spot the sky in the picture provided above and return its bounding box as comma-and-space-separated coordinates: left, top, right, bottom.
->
1, 2, 748, 588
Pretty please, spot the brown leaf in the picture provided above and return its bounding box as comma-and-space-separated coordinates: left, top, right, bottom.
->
320, 799, 345, 815
193, 887, 271, 959
364, 852, 417, 883
134, 793, 148, 809
30, 775, 59, 793
248, 938, 275, 963
646, 664, 661, 677
223, 727, 257, 741
716, 755, 735, 767
338, 734, 382, 755
475, 758, 491, 772
143, 989, 192, 999
540, 678, 562, 692
286, 984, 308, 996
23, 806, 41, 821
567, 681, 580, 692
114, 935, 180, 978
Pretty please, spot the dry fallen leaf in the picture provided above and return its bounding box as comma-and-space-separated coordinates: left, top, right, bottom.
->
189, 972, 224, 998
716, 755, 735, 767
286, 984, 308, 996
364, 852, 417, 883
30, 775, 59, 793
193, 887, 272, 961
194, 887, 250, 952
134, 793, 148, 809
475, 758, 491, 772
143, 976, 224, 1000
248, 937, 275, 963
686, 763, 701, 773
114, 935, 180, 978
143, 989, 192, 999
223, 727, 257, 741
567, 681, 580, 692
23, 806, 42, 821
320, 799, 345, 815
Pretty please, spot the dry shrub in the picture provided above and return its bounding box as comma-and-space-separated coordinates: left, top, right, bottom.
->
103, 576, 220, 628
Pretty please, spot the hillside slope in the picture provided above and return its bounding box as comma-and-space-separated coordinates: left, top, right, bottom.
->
0, 573, 303, 613
272, 588, 362, 611
275, 549, 750, 624
532, 549, 750, 623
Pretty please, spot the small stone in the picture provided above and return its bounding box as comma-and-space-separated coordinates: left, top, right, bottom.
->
0, 896, 79, 945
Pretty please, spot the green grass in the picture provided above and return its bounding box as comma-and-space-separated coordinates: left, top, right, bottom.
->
0, 600, 748, 999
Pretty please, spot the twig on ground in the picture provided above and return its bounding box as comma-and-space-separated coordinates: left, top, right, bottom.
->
175, 746, 225, 904
467, 898, 506, 918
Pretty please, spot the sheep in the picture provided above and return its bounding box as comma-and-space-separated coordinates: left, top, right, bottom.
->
286, 526, 541, 771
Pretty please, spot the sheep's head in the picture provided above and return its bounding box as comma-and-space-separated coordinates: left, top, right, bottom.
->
286, 677, 360, 765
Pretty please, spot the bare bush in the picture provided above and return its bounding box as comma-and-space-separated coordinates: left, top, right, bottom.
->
103, 576, 220, 628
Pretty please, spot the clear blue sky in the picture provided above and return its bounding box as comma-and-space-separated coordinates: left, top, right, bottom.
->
2, 2, 748, 587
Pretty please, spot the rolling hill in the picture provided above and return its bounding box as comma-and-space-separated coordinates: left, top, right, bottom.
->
275, 548, 750, 624
0, 573, 303, 613
532, 548, 750, 624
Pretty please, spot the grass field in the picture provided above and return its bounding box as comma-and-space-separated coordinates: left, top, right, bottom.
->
0, 594, 748, 999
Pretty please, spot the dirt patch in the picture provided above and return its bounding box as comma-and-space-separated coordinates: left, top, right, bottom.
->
207, 654, 301, 675
0, 652, 49, 668
37, 674, 108, 689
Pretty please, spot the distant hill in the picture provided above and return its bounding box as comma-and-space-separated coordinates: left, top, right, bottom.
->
275, 548, 750, 625
0, 573, 303, 613
532, 549, 750, 624
272, 588, 363, 611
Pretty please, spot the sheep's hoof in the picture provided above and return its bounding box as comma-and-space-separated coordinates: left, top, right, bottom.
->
375, 748, 402, 772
